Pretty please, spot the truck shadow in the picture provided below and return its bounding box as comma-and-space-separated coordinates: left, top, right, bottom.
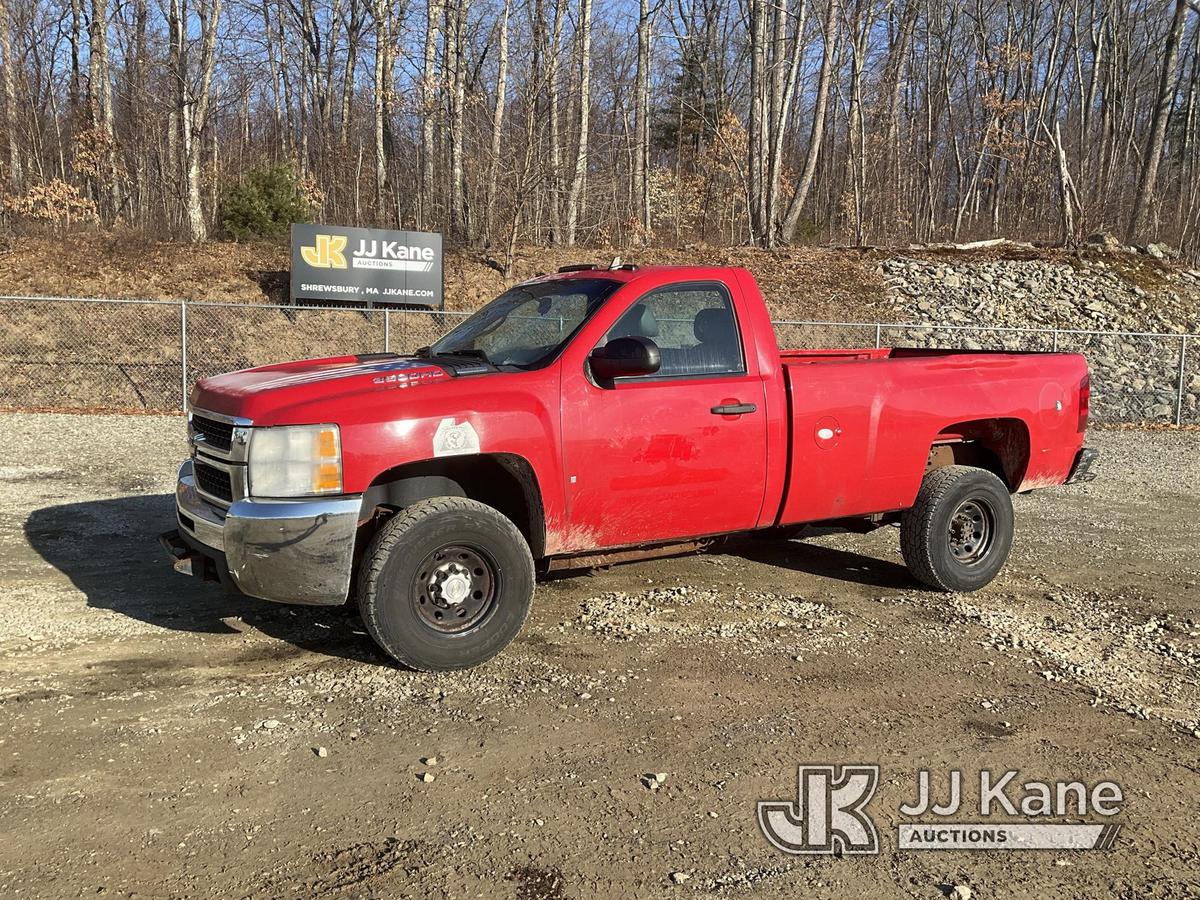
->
24, 495, 385, 665
725, 532, 917, 590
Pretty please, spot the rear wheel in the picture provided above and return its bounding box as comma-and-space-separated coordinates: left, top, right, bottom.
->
358, 497, 535, 671
901, 465, 1014, 592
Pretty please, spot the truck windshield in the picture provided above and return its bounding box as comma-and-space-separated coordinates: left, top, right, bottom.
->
427, 277, 620, 368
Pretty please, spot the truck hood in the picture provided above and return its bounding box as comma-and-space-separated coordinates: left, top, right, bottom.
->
190, 354, 454, 423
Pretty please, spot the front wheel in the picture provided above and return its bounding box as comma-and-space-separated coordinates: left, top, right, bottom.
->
900, 465, 1014, 592
358, 497, 535, 671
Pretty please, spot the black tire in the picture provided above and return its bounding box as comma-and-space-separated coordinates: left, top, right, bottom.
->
900, 465, 1014, 592
358, 497, 535, 671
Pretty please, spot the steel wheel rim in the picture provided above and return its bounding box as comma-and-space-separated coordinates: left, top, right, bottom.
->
413, 544, 498, 634
947, 498, 994, 565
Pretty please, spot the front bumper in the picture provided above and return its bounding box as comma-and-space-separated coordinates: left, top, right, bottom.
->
1065, 447, 1100, 484
164, 459, 362, 606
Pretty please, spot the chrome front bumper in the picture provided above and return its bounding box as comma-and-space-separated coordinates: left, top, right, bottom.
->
170, 459, 362, 606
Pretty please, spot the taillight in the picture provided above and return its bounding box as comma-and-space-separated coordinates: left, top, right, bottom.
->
1078, 373, 1090, 432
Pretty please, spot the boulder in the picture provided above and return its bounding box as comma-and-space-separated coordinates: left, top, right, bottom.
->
1087, 231, 1120, 248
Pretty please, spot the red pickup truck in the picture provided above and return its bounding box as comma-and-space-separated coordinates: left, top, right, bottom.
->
161, 263, 1097, 670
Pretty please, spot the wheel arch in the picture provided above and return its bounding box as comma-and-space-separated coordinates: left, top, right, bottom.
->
925, 417, 1031, 491
360, 453, 546, 558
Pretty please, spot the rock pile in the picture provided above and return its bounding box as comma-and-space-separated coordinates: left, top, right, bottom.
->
879, 256, 1198, 333
876, 255, 1200, 423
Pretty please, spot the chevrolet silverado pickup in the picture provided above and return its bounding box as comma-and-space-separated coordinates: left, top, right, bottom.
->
161, 263, 1098, 670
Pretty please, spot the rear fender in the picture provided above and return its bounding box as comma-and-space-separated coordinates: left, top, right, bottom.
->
927, 418, 1031, 490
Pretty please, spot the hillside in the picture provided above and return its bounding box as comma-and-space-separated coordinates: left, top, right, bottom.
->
2, 233, 1198, 335
0, 233, 891, 323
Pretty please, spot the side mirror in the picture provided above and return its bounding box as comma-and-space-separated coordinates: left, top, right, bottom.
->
589, 336, 661, 381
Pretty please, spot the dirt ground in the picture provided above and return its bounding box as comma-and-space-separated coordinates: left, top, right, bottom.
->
0, 413, 1197, 899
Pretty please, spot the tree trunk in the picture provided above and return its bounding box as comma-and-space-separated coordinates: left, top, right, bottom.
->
262, 0, 283, 147
1043, 119, 1079, 246
484, 0, 510, 246
420, 0, 440, 230
372, 0, 390, 214
633, 0, 652, 239
1128, 0, 1188, 240
747, 0, 766, 243
447, 0, 469, 240
780, 0, 839, 242
88, 0, 119, 213
340, 0, 363, 147
129, 0, 150, 224
172, 0, 221, 242
0, 0, 21, 189
547, 0, 566, 244
564, 0, 592, 246
765, 0, 806, 248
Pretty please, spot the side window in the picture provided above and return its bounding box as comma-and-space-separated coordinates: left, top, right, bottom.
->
602, 284, 744, 377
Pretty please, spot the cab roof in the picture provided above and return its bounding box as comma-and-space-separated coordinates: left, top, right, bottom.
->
525, 263, 742, 286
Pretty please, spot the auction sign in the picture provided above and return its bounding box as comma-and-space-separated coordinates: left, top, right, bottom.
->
290, 224, 443, 308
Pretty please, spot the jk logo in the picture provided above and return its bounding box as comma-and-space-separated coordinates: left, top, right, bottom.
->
758, 765, 880, 855
300, 234, 348, 269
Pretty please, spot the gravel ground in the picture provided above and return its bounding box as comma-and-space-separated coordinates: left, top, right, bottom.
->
0, 413, 1197, 898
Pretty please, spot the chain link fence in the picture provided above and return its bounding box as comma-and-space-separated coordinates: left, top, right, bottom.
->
1, 295, 1195, 424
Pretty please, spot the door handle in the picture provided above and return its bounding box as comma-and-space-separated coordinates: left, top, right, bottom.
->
711, 402, 757, 416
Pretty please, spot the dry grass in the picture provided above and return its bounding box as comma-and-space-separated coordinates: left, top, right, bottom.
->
0, 232, 892, 322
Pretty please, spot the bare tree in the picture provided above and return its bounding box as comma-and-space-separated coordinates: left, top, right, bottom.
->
1128, 0, 1189, 240
419, 0, 440, 229
169, 0, 221, 241
545, 0, 567, 244
0, 0, 1196, 256
88, 0, 120, 212
0, 0, 20, 189
632, 0, 653, 238
564, 0, 592, 245
484, 0, 510, 245
764, 0, 807, 247
446, 0, 469, 240
371, 0, 394, 214
780, 0, 838, 243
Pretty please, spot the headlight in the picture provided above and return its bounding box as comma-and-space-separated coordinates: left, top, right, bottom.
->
248, 424, 343, 498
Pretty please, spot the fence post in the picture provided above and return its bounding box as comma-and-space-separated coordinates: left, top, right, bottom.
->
1177, 336, 1189, 426
180, 300, 188, 412
874, 323, 882, 349
1052, 329, 1059, 352
384, 308, 391, 353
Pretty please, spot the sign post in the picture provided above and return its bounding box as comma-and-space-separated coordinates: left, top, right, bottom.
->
290, 224, 443, 308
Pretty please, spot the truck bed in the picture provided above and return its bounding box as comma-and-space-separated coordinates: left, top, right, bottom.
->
779, 346, 1049, 365
773, 347, 1089, 527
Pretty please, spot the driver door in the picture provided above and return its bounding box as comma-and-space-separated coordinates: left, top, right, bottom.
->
560, 281, 768, 551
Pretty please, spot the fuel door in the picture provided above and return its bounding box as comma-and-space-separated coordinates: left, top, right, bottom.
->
814, 415, 842, 450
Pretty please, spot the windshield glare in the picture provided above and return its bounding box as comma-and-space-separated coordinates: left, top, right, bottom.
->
429, 278, 620, 368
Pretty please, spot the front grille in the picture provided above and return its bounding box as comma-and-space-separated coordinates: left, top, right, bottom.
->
194, 461, 234, 503
191, 414, 234, 451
